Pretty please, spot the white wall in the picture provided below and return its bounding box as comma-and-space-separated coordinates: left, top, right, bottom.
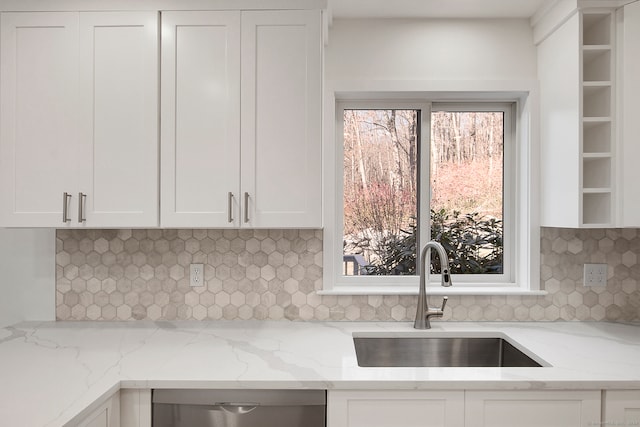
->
0, 229, 55, 327
326, 18, 537, 81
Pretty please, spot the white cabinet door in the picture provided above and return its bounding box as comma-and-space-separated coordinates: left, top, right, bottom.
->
465, 390, 601, 427
621, 1, 640, 227
161, 11, 241, 227
538, 13, 581, 228
76, 391, 120, 427
539, 10, 617, 228
0, 12, 80, 227
120, 389, 151, 427
79, 12, 159, 227
327, 390, 465, 427
0, 11, 158, 228
161, 10, 321, 229
604, 390, 640, 426
241, 10, 322, 228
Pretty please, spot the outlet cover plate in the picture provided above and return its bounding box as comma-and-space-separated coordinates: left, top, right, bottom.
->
584, 263, 607, 287
190, 263, 205, 287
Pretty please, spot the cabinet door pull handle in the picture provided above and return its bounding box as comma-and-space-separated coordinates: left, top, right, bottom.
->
244, 192, 250, 223
62, 192, 71, 223
78, 192, 87, 223
228, 192, 234, 223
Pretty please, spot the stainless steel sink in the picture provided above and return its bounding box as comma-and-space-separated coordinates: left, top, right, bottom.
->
353, 336, 544, 367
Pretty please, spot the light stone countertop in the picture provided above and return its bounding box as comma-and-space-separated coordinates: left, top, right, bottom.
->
1, 320, 640, 426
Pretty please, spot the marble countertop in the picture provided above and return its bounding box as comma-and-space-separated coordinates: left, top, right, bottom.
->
2, 320, 640, 426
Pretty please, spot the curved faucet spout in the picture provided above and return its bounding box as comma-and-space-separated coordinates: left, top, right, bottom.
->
414, 241, 452, 329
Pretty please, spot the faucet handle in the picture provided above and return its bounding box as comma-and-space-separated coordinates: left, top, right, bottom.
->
440, 296, 448, 312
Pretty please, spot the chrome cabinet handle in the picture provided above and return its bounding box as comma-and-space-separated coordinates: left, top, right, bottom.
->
62, 192, 71, 223
228, 192, 234, 223
244, 192, 250, 223
78, 192, 87, 223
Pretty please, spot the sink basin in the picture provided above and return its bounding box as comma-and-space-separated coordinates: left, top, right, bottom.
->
353, 336, 544, 367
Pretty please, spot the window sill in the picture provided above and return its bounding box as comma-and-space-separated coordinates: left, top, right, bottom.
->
317, 286, 548, 296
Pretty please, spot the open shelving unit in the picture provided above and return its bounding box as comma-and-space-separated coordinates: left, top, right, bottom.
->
580, 11, 615, 226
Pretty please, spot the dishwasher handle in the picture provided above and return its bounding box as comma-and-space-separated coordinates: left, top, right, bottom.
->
214, 402, 260, 415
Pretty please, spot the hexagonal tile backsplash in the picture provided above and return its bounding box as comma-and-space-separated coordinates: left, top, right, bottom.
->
56, 228, 640, 322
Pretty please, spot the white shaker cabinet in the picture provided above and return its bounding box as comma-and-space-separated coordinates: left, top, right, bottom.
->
0, 11, 158, 228
161, 10, 322, 228
327, 390, 465, 427
161, 11, 241, 227
604, 390, 640, 425
78, 12, 159, 228
120, 389, 151, 427
328, 390, 601, 427
620, 1, 640, 227
0, 12, 80, 227
75, 391, 120, 427
240, 10, 322, 228
538, 10, 616, 228
465, 390, 601, 427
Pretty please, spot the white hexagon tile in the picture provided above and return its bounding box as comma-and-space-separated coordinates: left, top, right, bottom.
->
56, 228, 640, 322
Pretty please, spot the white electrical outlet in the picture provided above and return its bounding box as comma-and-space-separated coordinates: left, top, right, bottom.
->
189, 263, 205, 287
584, 263, 607, 287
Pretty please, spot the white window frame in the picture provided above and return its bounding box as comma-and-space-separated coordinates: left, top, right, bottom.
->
320, 85, 542, 296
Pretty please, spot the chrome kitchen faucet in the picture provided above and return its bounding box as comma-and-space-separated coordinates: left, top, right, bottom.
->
414, 241, 452, 329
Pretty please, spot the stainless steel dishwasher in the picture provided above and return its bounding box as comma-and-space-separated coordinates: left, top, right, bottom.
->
152, 389, 326, 427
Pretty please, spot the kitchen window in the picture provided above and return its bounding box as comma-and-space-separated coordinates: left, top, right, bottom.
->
322, 96, 539, 295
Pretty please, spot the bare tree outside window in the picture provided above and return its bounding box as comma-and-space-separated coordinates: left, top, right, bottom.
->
343, 110, 418, 275
342, 108, 504, 277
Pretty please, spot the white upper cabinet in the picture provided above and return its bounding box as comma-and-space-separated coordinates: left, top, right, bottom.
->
161, 11, 241, 228
620, 0, 640, 227
538, 3, 640, 228
0, 13, 80, 227
240, 10, 322, 228
0, 11, 159, 228
79, 12, 159, 227
538, 9, 617, 228
161, 10, 322, 228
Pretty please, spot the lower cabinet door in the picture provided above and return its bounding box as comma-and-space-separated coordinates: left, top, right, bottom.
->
120, 389, 152, 427
465, 390, 601, 427
327, 390, 465, 427
77, 391, 120, 427
604, 390, 640, 426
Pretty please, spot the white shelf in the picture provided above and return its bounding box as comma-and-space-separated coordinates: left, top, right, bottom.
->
583, 188, 612, 193
580, 11, 614, 228
582, 117, 612, 122
583, 157, 611, 188
583, 44, 612, 50
583, 49, 611, 82
582, 13, 612, 45
583, 121, 611, 153
582, 152, 611, 159
582, 192, 612, 225
583, 86, 611, 117
582, 81, 611, 87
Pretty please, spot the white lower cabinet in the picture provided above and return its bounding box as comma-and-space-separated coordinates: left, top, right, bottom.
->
327, 390, 465, 427
328, 390, 601, 427
75, 391, 120, 427
604, 391, 640, 425
465, 390, 601, 427
120, 389, 151, 427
